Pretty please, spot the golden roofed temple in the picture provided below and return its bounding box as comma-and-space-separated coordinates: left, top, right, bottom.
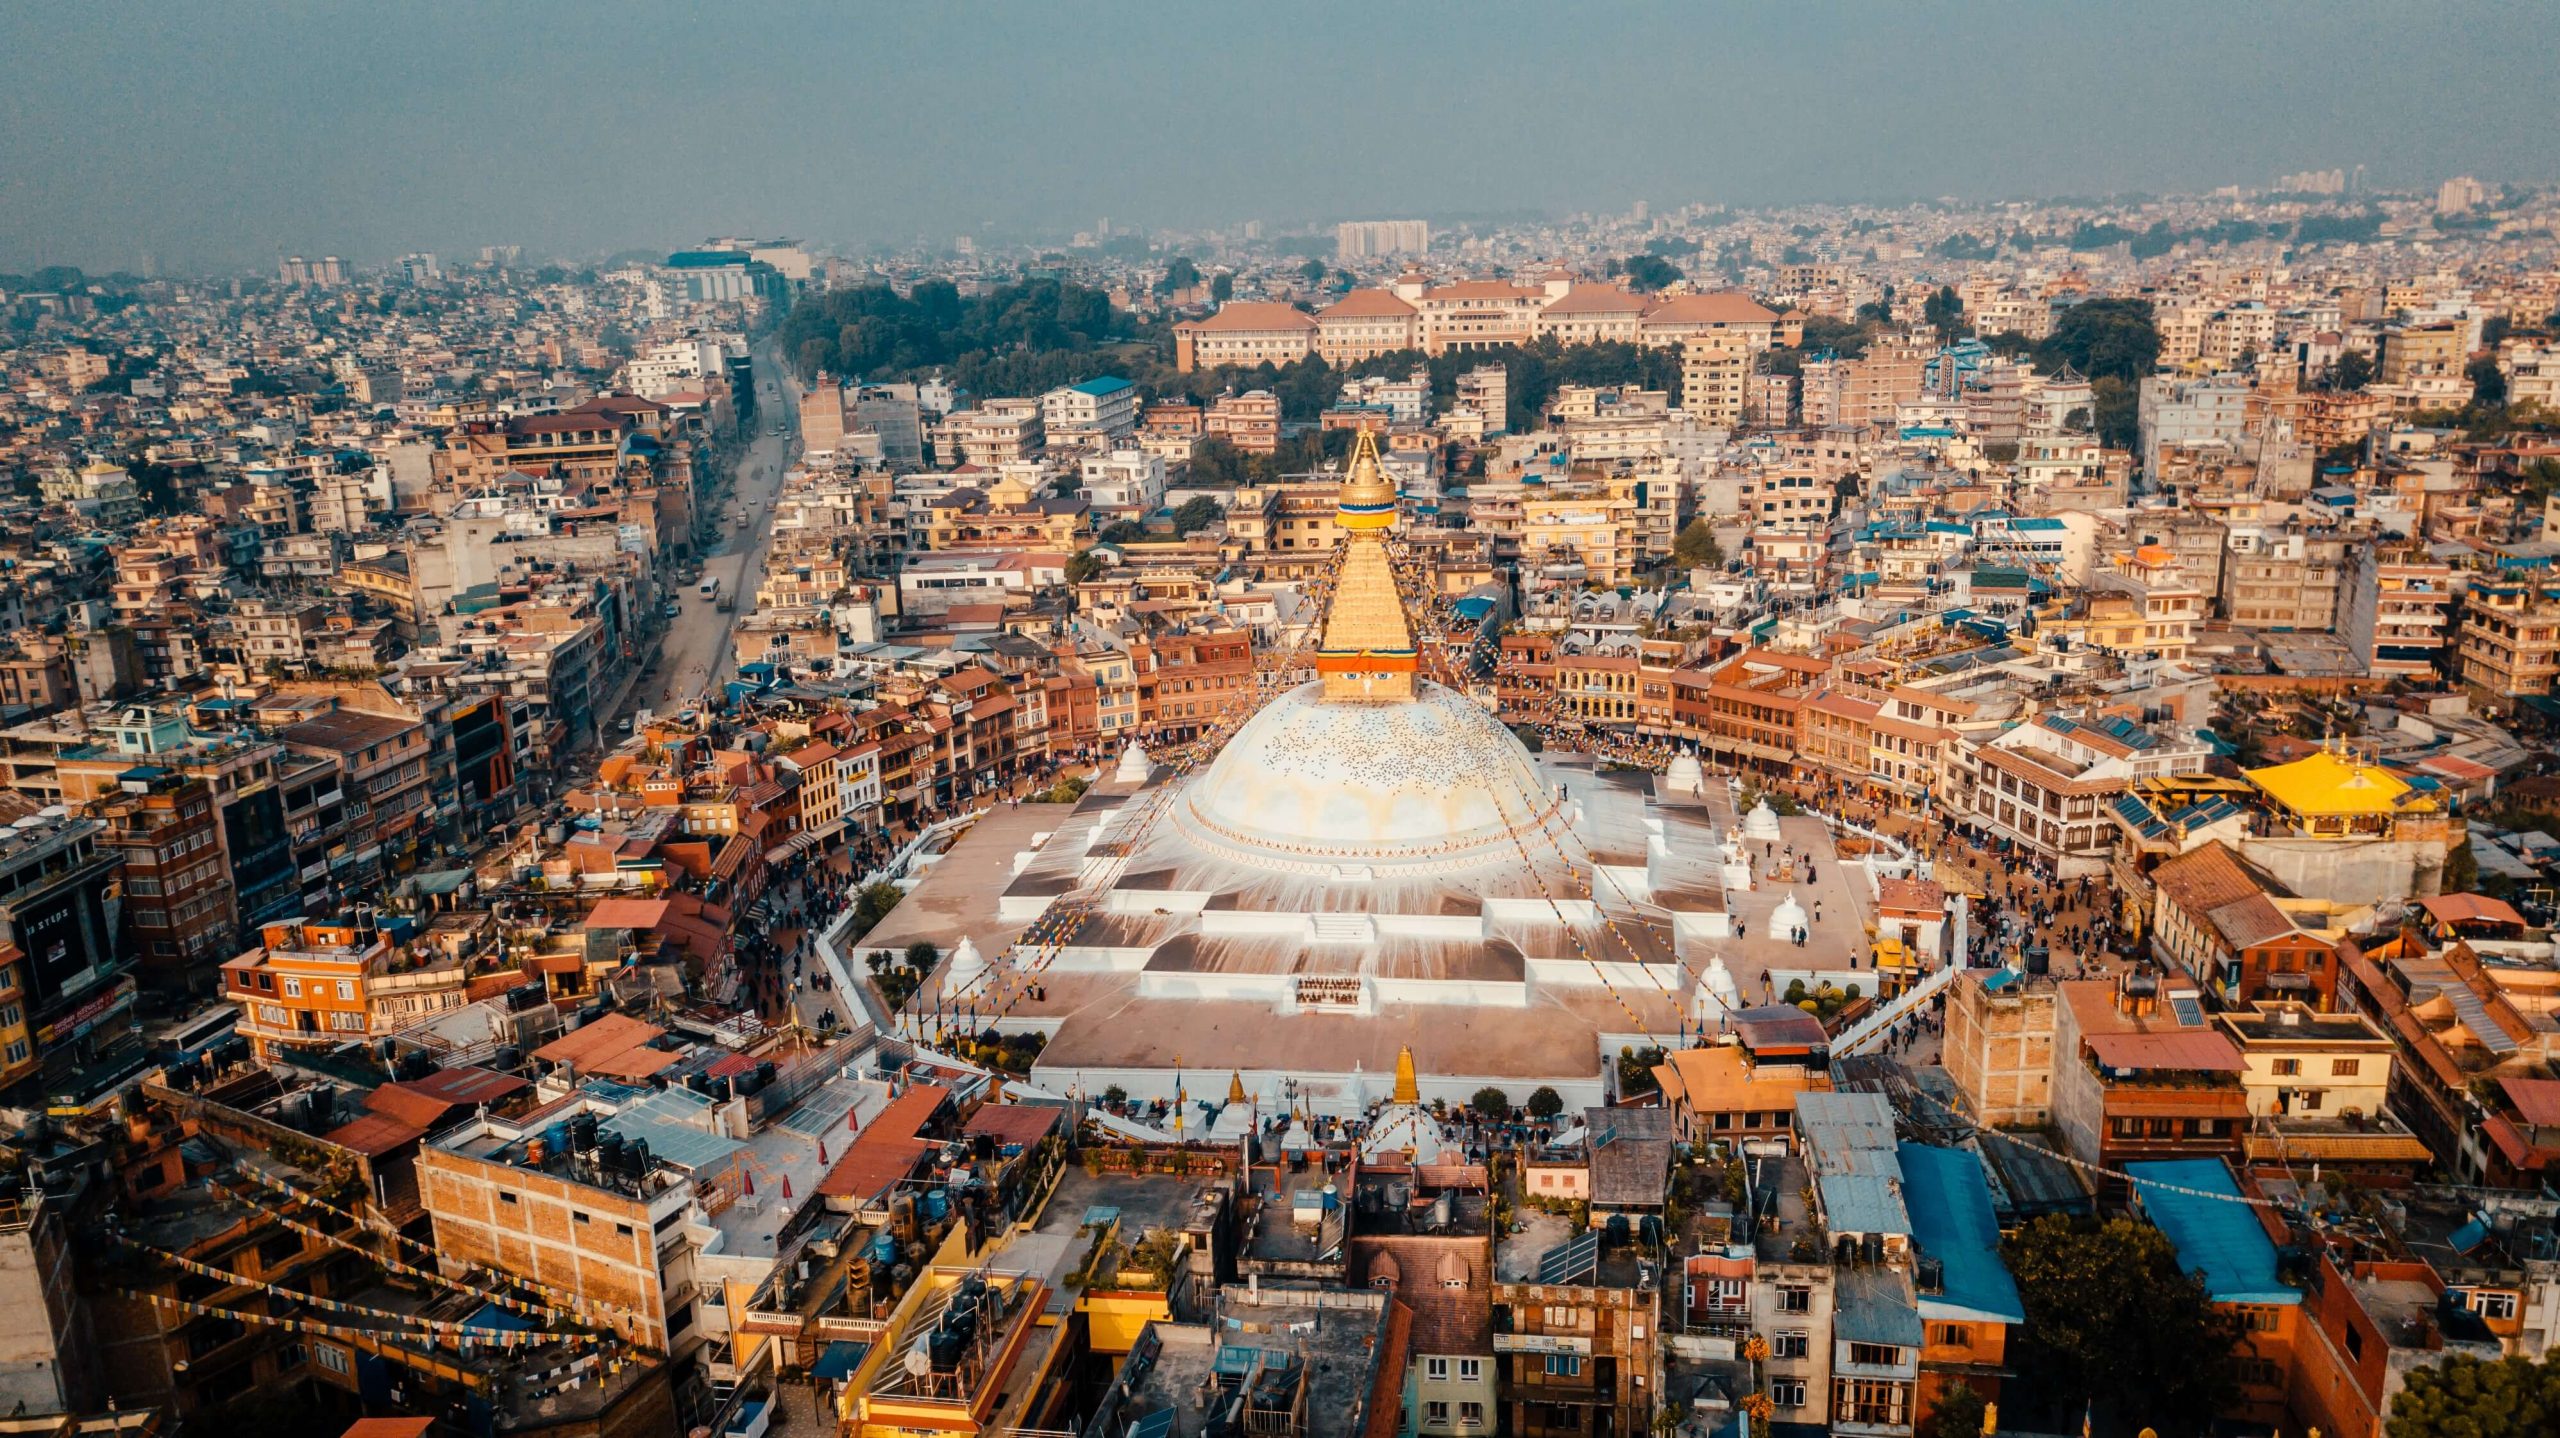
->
1315, 429, 1419, 703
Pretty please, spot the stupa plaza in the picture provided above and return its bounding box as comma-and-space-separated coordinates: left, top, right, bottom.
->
874, 433, 1937, 1116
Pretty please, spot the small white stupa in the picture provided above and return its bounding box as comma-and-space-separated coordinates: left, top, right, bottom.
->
1360, 1045, 1459, 1164
1743, 797, 1783, 844
1770, 891, 1809, 940
1691, 955, 1743, 1030
1115, 738, 1152, 784
945, 935, 987, 989
1664, 751, 1706, 797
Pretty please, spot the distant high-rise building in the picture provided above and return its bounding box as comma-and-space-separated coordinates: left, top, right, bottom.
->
2276, 168, 2346, 196
478, 243, 522, 266
276, 255, 345, 287
1243, 220, 1263, 241
398, 252, 441, 284
2437, 175, 2488, 216
955, 235, 975, 256
1335, 220, 1430, 261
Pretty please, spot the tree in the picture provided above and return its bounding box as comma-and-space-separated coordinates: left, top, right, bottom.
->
1210, 272, 1234, 303
1621, 254, 1683, 293
1672, 518, 1724, 571
1098, 520, 1148, 545
1159, 257, 1201, 295
2002, 1216, 2242, 1436
2387, 1351, 2560, 1437
1923, 285, 1966, 343
850, 881, 904, 936
1616, 1045, 1666, 1097
1299, 258, 1327, 286
1926, 1382, 1989, 1438
1170, 496, 1224, 536
2035, 298, 2160, 383
2328, 349, 2375, 391
2470, 355, 2509, 408
1526, 1086, 1565, 1121
2092, 375, 2140, 451
1470, 1087, 1511, 1118
903, 941, 941, 972
1064, 549, 1105, 584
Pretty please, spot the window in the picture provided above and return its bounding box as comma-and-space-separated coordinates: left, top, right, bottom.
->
2333, 1058, 2362, 1076
1426, 1359, 1449, 1381
5, 1041, 28, 1066
1457, 1359, 1482, 1382
1832, 1378, 1909, 1427
2474, 1292, 2518, 1321
1769, 1379, 1807, 1408
1772, 1331, 1808, 1359
282, 977, 301, 998
1847, 1342, 1903, 1367
2345, 1325, 2365, 1360
2236, 1306, 2281, 1334
337, 980, 354, 1001
573, 1211, 592, 1226
2271, 1058, 2301, 1076
1928, 1323, 1971, 1349
1778, 1285, 1812, 1314
499, 1192, 519, 1205
1457, 1403, 1486, 1427
314, 1344, 352, 1375
2300, 1090, 2324, 1112
1424, 1403, 1449, 1426
1542, 1355, 1583, 1378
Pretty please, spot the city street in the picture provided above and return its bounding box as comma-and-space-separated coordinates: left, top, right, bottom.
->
633, 335, 800, 716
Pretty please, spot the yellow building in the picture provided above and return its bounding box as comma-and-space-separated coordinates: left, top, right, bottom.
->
2243, 747, 2443, 839
1680, 342, 1751, 428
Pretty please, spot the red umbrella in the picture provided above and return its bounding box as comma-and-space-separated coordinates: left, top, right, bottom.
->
782, 1174, 794, 1200
741, 1169, 755, 1196
817, 1140, 829, 1165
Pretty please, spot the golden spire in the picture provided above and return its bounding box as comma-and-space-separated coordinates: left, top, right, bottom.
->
1392, 1044, 1420, 1105
1228, 1070, 1249, 1106
1317, 429, 1418, 703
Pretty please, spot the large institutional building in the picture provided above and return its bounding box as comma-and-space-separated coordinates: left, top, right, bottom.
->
899, 434, 1908, 1113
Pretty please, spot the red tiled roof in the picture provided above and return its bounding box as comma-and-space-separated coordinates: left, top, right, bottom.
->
582, 897, 672, 930
2421, 893, 2528, 928
532, 1012, 666, 1070
323, 1112, 427, 1157
1319, 289, 1417, 319
965, 1104, 1063, 1149
1642, 291, 1780, 325
400, 1064, 529, 1108
2503, 1077, 2560, 1128
2086, 1031, 2245, 1073
1179, 302, 1317, 333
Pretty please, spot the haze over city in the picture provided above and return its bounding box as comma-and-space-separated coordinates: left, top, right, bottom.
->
8, 0, 2560, 271
15, 6, 2560, 1438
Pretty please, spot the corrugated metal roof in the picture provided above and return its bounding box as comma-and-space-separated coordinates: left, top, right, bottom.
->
2126, 1159, 2299, 1306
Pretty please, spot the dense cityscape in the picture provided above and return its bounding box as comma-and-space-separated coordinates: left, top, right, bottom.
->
12, 16, 2560, 1438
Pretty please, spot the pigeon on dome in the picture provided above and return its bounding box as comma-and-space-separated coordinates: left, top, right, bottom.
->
1742, 797, 1783, 843
1114, 739, 1152, 784
1664, 751, 1705, 797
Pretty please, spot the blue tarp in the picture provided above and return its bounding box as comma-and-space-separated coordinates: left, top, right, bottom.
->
2125, 1159, 2300, 1305
1898, 1143, 2026, 1323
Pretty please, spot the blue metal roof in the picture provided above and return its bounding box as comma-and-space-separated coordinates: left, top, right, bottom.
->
1898, 1143, 2025, 1324
1071, 376, 1132, 396
2125, 1160, 2300, 1306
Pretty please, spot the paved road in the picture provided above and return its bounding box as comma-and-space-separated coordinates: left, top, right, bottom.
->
632, 336, 799, 717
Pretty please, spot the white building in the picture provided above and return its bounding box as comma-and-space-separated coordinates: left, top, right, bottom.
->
1041, 377, 1139, 449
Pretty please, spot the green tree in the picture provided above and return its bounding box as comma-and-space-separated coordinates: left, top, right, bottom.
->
2328, 349, 2376, 391
1170, 495, 1224, 536
1526, 1086, 1565, 1121
1923, 285, 1966, 342
1064, 549, 1105, 584
1299, 258, 1327, 286
1672, 518, 1724, 571
850, 881, 904, 936
1621, 254, 1683, 292
2036, 298, 2161, 383
1098, 520, 1148, 545
2092, 375, 2140, 451
1616, 1046, 1666, 1097
1209, 272, 1234, 303
1926, 1381, 1988, 1438
2471, 356, 2509, 407
903, 941, 941, 972
1159, 257, 1201, 295
1470, 1087, 1511, 1118
2003, 1216, 2242, 1436
2446, 840, 2480, 894
2387, 1351, 2560, 1438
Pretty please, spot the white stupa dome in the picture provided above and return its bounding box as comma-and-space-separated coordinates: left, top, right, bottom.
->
1664, 751, 1705, 796
1114, 739, 1152, 784
1770, 891, 1809, 938
1743, 798, 1783, 843
945, 935, 986, 987
1173, 680, 1564, 876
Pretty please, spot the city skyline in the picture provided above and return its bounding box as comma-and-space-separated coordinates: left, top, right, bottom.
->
7, 0, 2560, 273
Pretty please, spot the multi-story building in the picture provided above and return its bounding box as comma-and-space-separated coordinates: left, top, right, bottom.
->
1205, 390, 1282, 455
2457, 574, 2560, 699
91, 768, 234, 990
2340, 551, 2458, 682
221, 916, 471, 1056
1492, 1219, 1660, 1438
1174, 303, 1318, 372
1040, 376, 1138, 449
1316, 289, 1422, 364
1680, 343, 1750, 428
2050, 973, 2250, 1190
933, 399, 1045, 468
0, 809, 127, 1096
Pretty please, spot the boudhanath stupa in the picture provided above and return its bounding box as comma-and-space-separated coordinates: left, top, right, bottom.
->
916, 432, 1902, 1114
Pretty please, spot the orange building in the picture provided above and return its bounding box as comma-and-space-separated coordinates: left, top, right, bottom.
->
222, 917, 470, 1056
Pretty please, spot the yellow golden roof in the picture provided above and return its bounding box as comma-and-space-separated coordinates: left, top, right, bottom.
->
1319, 532, 1415, 657
1334, 428, 1398, 532
2244, 748, 2433, 818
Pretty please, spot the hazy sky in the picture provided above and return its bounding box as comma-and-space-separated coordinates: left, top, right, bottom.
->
6, 0, 2558, 274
